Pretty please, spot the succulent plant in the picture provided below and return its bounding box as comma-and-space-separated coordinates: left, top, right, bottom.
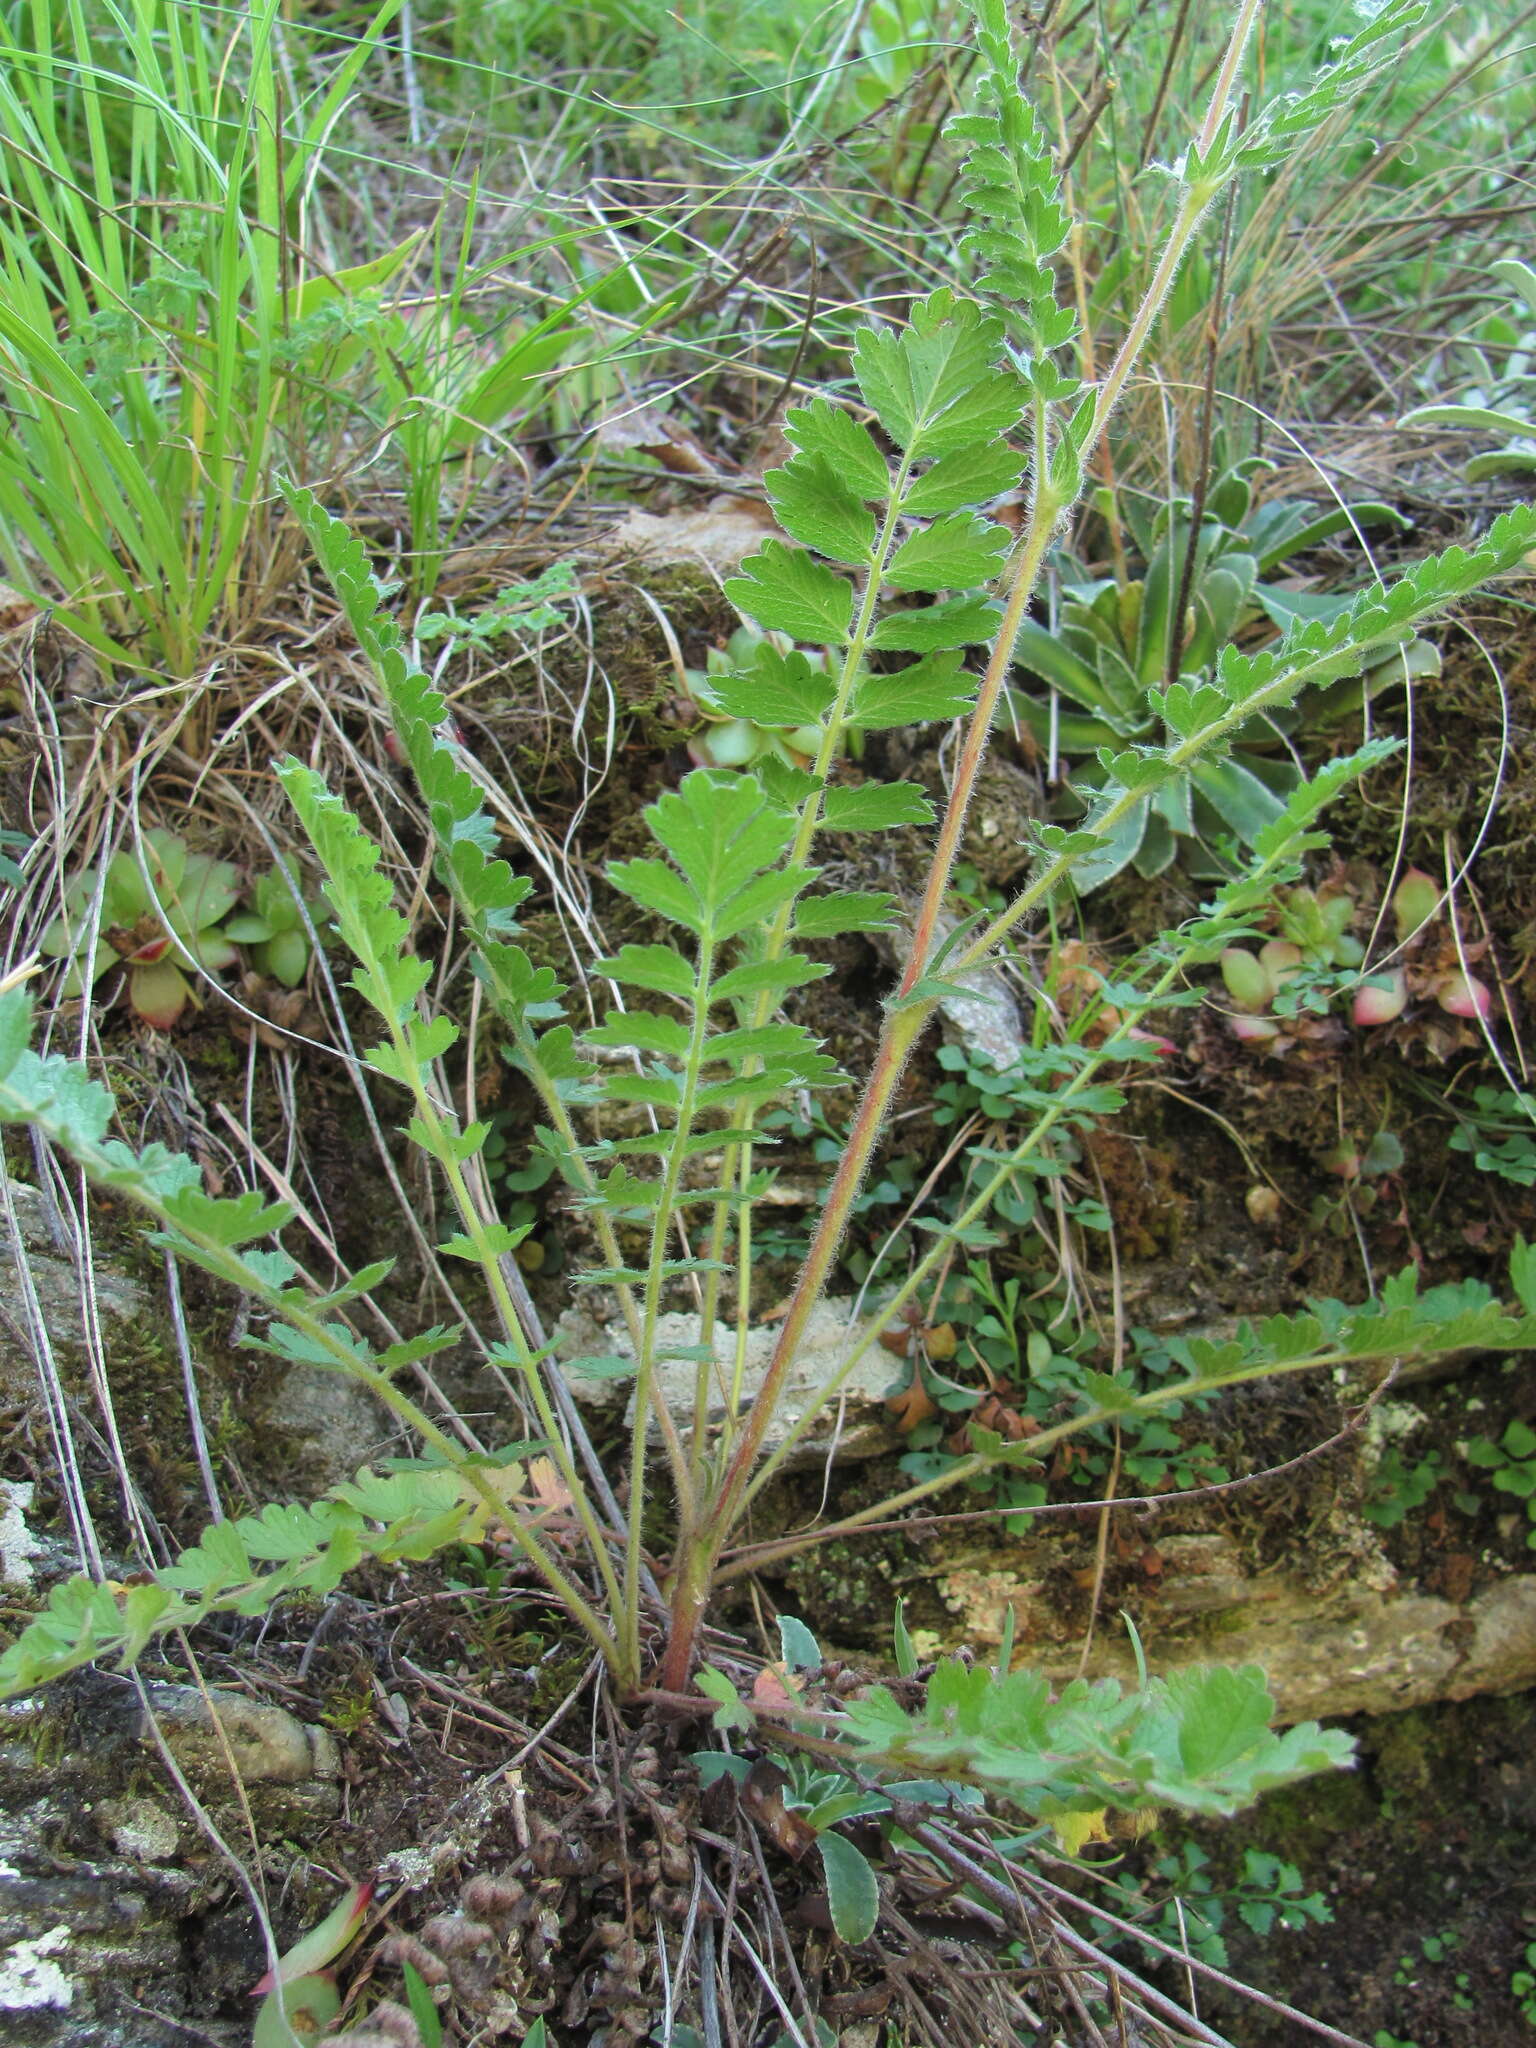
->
42, 827, 241, 1028
223, 869, 322, 988
1009, 460, 1436, 887
679, 622, 850, 771
1401, 259, 1536, 481
1217, 884, 1364, 1043
1216, 867, 1496, 1051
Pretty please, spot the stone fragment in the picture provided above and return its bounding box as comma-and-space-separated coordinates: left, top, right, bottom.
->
137, 1685, 340, 1787
554, 1297, 902, 1460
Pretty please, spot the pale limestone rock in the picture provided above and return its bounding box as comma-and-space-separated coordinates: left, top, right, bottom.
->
0, 1481, 43, 1591
555, 1296, 902, 1460
931, 1524, 1536, 1725
137, 1684, 340, 1789
0, 1925, 73, 2012
94, 1798, 180, 1864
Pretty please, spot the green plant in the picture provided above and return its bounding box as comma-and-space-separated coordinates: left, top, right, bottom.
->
40, 827, 243, 1028
1393, 1927, 1461, 1987
1215, 864, 1493, 1048
697, 1625, 888, 1944
252, 1878, 372, 2048
223, 868, 325, 990
892, 1261, 1230, 1523
1463, 1420, 1536, 1547
1008, 458, 1424, 887
679, 621, 854, 770
0, 827, 27, 890
0, 0, 395, 674
1363, 1446, 1443, 1531
1401, 258, 1536, 478
367, 194, 583, 606
415, 564, 579, 651
401, 1958, 445, 2048
7, 0, 1536, 1851
1101, 1838, 1330, 1970
1216, 880, 1363, 1042
693, 1612, 1352, 1924
1448, 1085, 1536, 1187
1512, 1939, 1536, 2023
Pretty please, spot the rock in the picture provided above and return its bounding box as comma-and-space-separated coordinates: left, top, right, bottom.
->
0, 1482, 45, 1591
92, 1797, 181, 1864
137, 1683, 340, 1790
883, 908, 1024, 1073
926, 1525, 1536, 1725
554, 1296, 903, 1460
0, 1927, 76, 2015
263, 1363, 389, 1492
0, 1180, 146, 1407
1, 1173, 383, 1499
0, 1674, 346, 2047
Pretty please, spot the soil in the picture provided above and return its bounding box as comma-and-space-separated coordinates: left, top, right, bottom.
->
1189, 1691, 1536, 2048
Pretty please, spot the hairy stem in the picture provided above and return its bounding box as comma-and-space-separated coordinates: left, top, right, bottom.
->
627, 921, 719, 1683
714, 1335, 1422, 1582
403, 1061, 628, 1633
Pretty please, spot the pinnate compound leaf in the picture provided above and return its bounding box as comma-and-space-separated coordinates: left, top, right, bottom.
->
853, 291, 1023, 459
886, 512, 1010, 593
438, 1223, 527, 1262
822, 783, 934, 831
1080, 1370, 1136, 1414
1163, 1664, 1275, 1778
283, 486, 539, 980
1161, 1663, 1354, 1800
160, 1186, 294, 1249
725, 541, 853, 643
951, 2, 1073, 340
705, 1023, 834, 1082
644, 771, 796, 915
607, 856, 705, 935
1510, 1237, 1536, 1319
278, 761, 424, 1028
563, 1353, 639, 1380
765, 455, 877, 566
713, 865, 818, 943
604, 1073, 684, 1110
585, 1012, 692, 1059
696, 1666, 753, 1731
0, 1467, 481, 1700
1157, 680, 1229, 740
1240, 740, 1399, 866
784, 397, 891, 498
1211, 503, 1536, 721
1227, 0, 1426, 178
709, 955, 829, 1004
838, 1653, 1354, 1823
